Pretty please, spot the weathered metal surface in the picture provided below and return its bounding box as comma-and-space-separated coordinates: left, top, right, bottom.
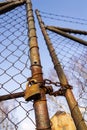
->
24, 81, 41, 101
26, 1, 43, 82
35, 9, 87, 130
0, 92, 24, 101
0, 84, 53, 102
26, 1, 51, 129
46, 26, 87, 46
0, 0, 25, 15
46, 25, 87, 35
0, 1, 12, 7
34, 100, 51, 130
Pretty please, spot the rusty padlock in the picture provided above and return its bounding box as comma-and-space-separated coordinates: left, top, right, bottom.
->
24, 80, 41, 101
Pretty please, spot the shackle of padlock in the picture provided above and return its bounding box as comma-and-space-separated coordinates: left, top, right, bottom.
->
24, 79, 41, 101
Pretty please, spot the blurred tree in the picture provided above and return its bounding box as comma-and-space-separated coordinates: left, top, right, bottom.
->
0, 100, 16, 130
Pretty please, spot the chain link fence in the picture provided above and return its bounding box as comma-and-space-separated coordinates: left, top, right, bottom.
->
0, 1, 87, 130
39, 10, 87, 124
0, 3, 36, 130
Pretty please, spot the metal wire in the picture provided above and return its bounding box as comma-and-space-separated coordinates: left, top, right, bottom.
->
0, 2, 87, 130
40, 11, 87, 22
0, 4, 36, 130
46, 29, 87, 124
40, 11, 87, 26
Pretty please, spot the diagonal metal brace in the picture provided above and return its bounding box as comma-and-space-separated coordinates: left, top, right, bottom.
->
0, 0, 26, 15
46, 26, 87, 46
0, 1, 12, 7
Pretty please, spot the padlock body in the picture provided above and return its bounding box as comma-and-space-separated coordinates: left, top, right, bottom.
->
25, 84, 41, 101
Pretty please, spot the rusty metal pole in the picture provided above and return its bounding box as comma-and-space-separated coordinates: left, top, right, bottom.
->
0, 92, 25, 101
46, 26, 87, 46
0, 0, 26, 15
26, 1, 51, 130
46, 25, 87, 35
35, 9, 87, 130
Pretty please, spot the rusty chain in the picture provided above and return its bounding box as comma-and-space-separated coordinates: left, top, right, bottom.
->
44, 79, 73, 96
27, 78, 61, 87
44, 79, 60, 87
27, 78, 73, 96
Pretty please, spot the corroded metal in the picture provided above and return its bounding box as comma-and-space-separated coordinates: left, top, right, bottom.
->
0, 85, 53, 102
46, 26, 87, 46
24, 81, 41, 101
35, 9, 87, 130
46, 25, 87, 35
0, 1, 12, 7
26, 1, 43, 82
0, 0, 25, 15
34, 100, 51, 130
0, 92, 24, 101
26, 1, 51, 130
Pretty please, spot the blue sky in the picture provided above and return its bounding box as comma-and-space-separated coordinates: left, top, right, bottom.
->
32, 0, 87, 32
29, 0, 87, 78
32, 0, 87, 17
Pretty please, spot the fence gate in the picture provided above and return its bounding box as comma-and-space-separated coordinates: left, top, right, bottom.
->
0, 0, 87, 130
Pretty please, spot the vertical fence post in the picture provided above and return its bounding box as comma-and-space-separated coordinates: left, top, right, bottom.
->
26, 1, 51, 130
35, 9, 87, 130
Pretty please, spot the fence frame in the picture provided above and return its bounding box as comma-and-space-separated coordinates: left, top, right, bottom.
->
0, 0, 87, 129
0, 0, 25, 14
26, 1, 51, 129
0, 0, 51, 130
46, 26, 87, 46
35, 9, 87, 130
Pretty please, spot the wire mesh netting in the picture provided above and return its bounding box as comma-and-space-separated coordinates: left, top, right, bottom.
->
0, 3, 36, 130
39, 10, 87, 124
0, 1, 87, 130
